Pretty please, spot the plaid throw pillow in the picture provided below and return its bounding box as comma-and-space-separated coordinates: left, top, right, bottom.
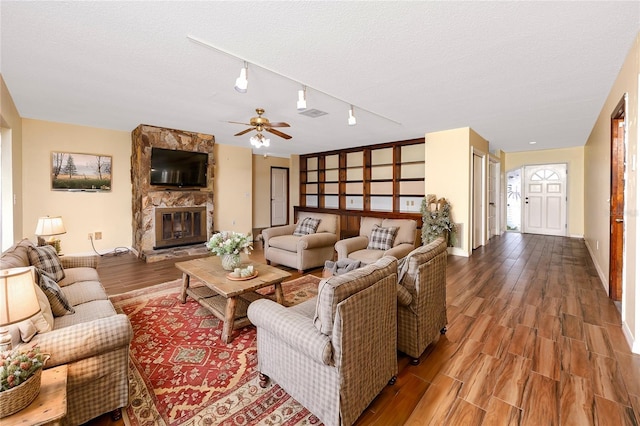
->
293, 217, 322, 236
27, 245, 65, 282
36, 269, 75, 316
367, 225, 398, 250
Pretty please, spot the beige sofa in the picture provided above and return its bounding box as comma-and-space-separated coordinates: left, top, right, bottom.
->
262, 211, 340, 273
335, 217, 418, 265
1, 239, 132, 426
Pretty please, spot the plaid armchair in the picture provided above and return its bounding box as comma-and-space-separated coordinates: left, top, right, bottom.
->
247, 256, 398, 426
396, 237, 448, 364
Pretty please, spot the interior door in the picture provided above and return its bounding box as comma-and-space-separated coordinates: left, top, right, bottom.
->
271, 167, 288, 226
609, 96, 625, 301
472, 153, 484, 249
488, 159, 498, 238
523, 164, 567, 236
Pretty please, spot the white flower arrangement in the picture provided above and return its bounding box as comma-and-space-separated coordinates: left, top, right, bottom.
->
205, 231, 253, 256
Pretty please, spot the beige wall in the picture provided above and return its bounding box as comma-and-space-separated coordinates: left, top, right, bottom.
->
252, 155, 290, 229
1, 74, 24, 248
426, 127, 489, 255
21, 119, 132, 255
505, 146, 585, 238
585, 32, 639, 352
213, 144, 253, 234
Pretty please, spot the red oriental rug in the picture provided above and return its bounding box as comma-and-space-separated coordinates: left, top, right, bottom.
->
109, 275, 322, 426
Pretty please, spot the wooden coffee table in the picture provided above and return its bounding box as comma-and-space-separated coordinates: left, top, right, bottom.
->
176, 256, 291, 343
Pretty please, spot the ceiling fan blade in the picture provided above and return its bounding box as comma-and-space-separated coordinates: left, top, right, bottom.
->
228, 121, 253, 126
266, 127, 292, 140
234, 128, 255, 136
267, 122, 290, 128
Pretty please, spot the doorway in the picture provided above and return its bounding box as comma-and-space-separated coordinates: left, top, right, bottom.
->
609, 95, 626, 302
270, 167, 289, 227
523, 163, 567, 236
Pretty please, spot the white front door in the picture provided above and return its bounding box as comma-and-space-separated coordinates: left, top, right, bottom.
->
271, 167, 288, 226
523, 164, 567, 236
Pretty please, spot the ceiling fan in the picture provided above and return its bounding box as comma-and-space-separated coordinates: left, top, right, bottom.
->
228, 108, 292, 140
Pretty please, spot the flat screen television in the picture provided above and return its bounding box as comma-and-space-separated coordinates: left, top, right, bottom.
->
150, 148, 208, 187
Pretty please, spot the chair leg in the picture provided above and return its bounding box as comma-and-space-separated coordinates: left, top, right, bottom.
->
410, 357, 420, 366
111, 408, 122, 421
440, 326, 447, 334
259, 373, 270, 388
266, 260, 271, 265
388, 376, 397, 385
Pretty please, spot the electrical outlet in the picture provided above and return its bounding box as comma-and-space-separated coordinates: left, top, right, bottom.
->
94, 232, 102, 240
88, 233, 93, 240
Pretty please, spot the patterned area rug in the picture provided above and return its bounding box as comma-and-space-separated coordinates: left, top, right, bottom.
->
110, 275, 322, 426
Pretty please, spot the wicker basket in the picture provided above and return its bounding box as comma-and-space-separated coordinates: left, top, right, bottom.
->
0, 367, 43, 418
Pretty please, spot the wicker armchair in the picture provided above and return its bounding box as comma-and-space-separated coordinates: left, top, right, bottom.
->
247, 256, 398, 426
396, 237, 448, 364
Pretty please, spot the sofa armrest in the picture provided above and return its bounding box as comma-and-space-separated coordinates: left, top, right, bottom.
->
23, 314, 132, 368
384, 243, 415, 260
60, 255, 99, 269
248, 299, 332, 365
262, 224, 297, 247
334, 236, 369, 260
298, 232, 338, 250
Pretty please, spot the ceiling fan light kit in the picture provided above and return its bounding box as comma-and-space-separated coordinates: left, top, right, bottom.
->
250, 133, 270, 149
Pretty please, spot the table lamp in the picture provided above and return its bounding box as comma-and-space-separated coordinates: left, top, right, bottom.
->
0, 267, 41, 352
35, 216, 66, 255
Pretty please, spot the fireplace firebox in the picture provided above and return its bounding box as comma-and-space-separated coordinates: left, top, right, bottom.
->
155, 207, 207, 249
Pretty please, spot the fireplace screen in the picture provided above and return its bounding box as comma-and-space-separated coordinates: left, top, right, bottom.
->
155, 207, 207, 249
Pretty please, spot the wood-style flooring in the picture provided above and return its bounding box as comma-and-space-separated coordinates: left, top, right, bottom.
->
86, 233, 640, 425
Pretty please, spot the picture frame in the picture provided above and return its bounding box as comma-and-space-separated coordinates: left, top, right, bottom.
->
51, 151, 112, 192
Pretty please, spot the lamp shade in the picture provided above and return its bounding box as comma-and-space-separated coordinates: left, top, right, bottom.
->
34, 216, 66, 236
0, 267, 41, 326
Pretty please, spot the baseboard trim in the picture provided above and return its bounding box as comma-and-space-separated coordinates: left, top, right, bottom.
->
584, 239, 608, 295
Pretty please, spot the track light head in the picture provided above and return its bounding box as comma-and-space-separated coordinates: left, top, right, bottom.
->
348, 105, 356, 126
235, 64, 248, 93
297, 87, 307, 111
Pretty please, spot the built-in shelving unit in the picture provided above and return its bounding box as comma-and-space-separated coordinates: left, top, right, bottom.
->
300, 138, 425, 213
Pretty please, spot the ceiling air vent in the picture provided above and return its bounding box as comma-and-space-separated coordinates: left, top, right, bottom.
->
299, 108, 328, 118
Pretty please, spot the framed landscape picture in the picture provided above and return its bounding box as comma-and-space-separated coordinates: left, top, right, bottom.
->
51, 152, 112, 192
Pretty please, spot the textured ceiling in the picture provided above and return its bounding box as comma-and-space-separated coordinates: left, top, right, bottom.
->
1, 1, 639, 158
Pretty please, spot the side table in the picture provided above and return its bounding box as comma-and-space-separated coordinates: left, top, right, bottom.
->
2, 365, 68, 426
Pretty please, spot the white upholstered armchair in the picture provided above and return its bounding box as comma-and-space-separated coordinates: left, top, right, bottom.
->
334, 217, 418, 265
247, 256, 398, 426
262, 211, 339, 273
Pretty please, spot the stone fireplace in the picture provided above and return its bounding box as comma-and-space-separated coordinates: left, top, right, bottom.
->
131, 124, 215, 261
155, 206, 207, 249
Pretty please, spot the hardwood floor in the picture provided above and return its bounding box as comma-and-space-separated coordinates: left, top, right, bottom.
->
87, 233, 640, 425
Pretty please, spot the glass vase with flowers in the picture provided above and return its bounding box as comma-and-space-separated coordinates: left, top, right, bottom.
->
205, 231, 253, 271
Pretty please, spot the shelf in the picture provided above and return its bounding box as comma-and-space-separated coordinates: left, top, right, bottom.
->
301, 138, 425, 214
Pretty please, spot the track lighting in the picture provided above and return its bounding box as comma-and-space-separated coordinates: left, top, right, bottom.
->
250, 133, 270, 149
297, 86, 307, 111
234, 62, 248, 93
348, 105, 356, 126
